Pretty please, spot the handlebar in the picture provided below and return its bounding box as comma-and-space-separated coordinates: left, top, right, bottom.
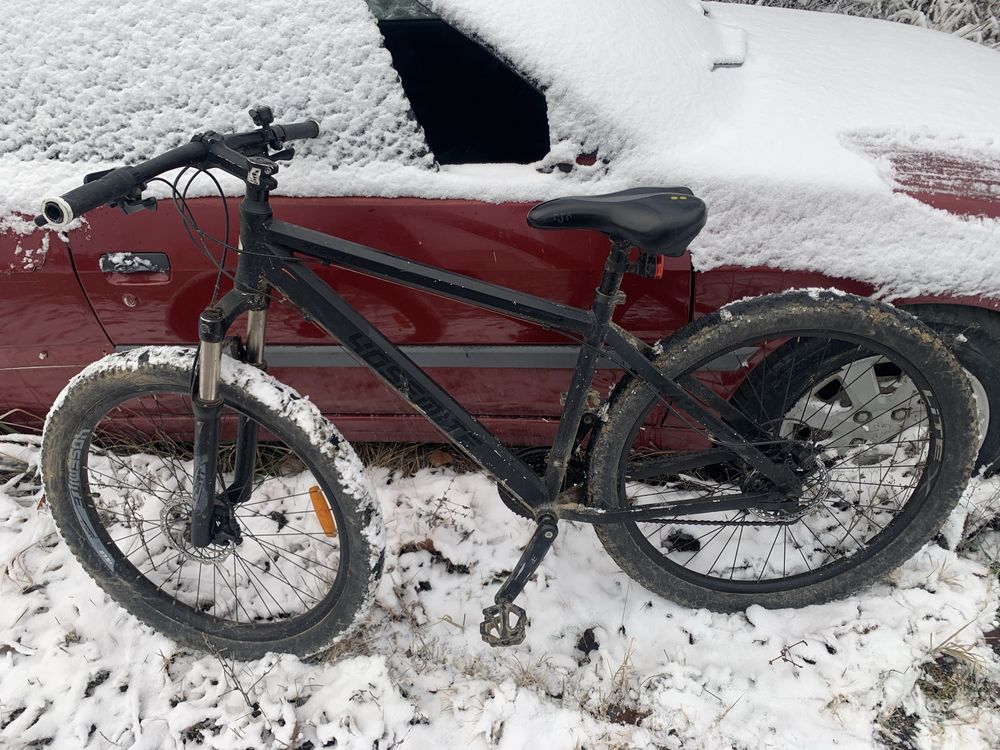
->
35, 115, 320, 229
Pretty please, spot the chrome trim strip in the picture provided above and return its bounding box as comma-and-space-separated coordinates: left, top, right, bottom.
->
116, 344, 617, 369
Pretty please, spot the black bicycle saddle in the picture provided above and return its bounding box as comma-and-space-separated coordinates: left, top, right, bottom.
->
527, 186, 707, 256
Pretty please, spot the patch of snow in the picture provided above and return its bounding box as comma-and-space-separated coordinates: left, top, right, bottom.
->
2, 437, 999, 748
0, 0, 432, 223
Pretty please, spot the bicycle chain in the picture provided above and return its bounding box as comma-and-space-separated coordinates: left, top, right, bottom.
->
637, 514, 792, 527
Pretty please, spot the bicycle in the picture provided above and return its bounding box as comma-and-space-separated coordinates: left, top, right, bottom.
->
35, 107, 977, 659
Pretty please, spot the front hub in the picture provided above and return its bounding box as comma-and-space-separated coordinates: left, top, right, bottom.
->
161, 496, 238, 564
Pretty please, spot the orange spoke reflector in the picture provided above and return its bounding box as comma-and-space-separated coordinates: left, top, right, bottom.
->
309, 485, 337, 537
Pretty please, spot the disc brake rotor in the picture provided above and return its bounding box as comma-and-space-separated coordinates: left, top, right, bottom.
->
748, 461, 831, 521
160, 497, 233, 565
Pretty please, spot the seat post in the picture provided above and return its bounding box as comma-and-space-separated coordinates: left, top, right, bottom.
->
541, 239, 631, 501
597, 239, 632, 298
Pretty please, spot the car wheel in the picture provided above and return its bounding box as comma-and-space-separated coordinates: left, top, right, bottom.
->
904, 304, 1000, 473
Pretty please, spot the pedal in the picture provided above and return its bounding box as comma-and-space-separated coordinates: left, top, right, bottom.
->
480, 513, 558, 647
480, 601, 527, 647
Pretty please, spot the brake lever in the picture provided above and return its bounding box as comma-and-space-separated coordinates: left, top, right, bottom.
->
116, 196, 158, 215
108, 180, 157, 215
192, 130, 280, 188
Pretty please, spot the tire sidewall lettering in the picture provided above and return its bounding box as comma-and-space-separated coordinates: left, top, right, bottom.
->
69, 427, 116, 571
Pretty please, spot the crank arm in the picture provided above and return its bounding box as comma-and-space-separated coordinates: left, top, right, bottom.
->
481, 514, 559, 647
495, 515, 559, 603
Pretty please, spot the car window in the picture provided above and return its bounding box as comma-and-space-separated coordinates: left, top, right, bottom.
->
368, 1, 550, 165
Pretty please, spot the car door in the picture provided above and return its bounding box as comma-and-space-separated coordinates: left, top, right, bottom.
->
68, 1, 694, 446
0, 227, 112, 431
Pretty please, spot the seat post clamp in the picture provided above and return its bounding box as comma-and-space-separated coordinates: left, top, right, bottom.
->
594, 289, 626, 307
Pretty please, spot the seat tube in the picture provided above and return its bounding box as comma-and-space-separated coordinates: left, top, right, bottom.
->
543, 240, 631, 499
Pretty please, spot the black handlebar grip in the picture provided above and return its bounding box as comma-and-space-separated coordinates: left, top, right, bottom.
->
271, 120, 320, 144
36, 141, 210, 228
38, 167, 139, 228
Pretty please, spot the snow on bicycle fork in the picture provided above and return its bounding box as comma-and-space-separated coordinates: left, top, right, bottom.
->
2, 442, 999, 748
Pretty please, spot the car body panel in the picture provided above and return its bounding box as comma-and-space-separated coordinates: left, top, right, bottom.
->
2, 2, 998, 445
848, 137, 1000, 220
55, 196, 690, 442
71, 198, 693, 345
0, 230, 112, 428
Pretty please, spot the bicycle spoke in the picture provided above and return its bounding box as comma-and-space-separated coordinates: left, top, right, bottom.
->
617, 326, 952, 587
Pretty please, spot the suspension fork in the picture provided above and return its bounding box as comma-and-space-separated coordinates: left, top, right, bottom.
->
189, 300, 269, 547
189, 192, 276, 547
229, 308, 267, 506
190, 308, 226, 548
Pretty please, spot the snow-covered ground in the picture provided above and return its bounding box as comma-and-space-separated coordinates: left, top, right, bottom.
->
1, 435, 998, 749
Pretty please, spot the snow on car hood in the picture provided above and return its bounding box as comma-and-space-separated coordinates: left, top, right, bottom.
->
690, 3, 1000, 298
696, 3, 1000, 187
427, 0, 1000, 299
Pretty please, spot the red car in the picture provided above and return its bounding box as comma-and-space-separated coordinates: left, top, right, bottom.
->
3, 0, 999, 468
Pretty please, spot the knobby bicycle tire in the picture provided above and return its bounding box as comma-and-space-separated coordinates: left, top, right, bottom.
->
588, 291, 977, 611
41, 347, 384, 660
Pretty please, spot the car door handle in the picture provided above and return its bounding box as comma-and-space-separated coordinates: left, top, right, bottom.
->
99, 252, 171, 284
99, 252, 170, 274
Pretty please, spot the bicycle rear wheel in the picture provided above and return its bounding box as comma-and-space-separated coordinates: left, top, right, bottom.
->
41, 347, 384, 659
589, 291, 976, 611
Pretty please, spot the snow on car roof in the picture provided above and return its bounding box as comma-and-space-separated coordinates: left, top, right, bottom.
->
0, 0, 432, 220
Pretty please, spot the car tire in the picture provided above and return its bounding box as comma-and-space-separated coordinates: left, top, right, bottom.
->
905, 304, 1000, 473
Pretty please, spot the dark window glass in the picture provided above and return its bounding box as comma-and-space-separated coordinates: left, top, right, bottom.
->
376, 17, 550, 164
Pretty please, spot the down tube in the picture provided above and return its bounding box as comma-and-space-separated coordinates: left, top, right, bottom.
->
266, 259, 548, 508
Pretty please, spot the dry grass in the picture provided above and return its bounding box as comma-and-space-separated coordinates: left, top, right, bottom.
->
352, 442, 480, 476
0, 410, 44, 437
717, 0, 1000, 48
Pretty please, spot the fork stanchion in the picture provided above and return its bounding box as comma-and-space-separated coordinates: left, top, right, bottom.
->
190, 308, 225, 548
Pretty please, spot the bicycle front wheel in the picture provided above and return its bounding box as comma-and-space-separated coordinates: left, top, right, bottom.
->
589, 291, 976, 611
41, 347, 384, 659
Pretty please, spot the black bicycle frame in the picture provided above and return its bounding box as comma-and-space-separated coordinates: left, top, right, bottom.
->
189, 193, 797, 541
